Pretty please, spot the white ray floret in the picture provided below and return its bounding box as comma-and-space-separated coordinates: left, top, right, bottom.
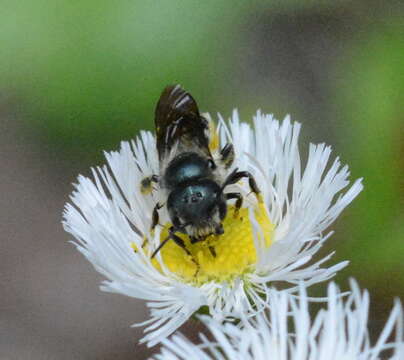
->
152, 280, 404, 360
63, 111, 363, 346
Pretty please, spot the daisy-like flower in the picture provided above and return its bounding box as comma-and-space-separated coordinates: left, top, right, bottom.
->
152, 280, 404, 360
63, 104, 363, 345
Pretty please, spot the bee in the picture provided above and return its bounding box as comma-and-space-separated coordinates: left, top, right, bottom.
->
141, 85, 261, 260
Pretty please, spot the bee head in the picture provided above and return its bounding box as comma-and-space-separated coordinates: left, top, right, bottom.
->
167, 179, 227, 234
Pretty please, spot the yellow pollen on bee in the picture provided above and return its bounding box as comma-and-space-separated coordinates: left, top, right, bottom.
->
208, 118, 219, 151
133, 204, 274, 285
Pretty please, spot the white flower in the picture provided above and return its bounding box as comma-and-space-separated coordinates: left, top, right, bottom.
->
63, 111, 363, 346
152, 280, 404, 360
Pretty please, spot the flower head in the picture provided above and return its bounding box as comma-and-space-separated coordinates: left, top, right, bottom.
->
153, 280, 404, 360
63, 110, 363, 345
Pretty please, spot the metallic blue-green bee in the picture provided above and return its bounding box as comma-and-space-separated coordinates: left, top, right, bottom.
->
141, 85, 260, 259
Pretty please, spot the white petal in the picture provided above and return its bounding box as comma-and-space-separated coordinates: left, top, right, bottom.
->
153, 280, 404, 359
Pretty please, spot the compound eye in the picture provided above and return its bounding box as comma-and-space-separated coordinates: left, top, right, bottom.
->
196, 192, 202, 198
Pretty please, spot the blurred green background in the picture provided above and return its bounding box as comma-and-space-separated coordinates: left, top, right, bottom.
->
1, 1, 403, 359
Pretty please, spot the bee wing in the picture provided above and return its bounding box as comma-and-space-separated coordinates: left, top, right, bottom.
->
155, 85, 212, 162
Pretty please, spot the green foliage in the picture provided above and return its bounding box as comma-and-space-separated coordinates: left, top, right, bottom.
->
0, 1, 246, 162
334, 22, 404, 290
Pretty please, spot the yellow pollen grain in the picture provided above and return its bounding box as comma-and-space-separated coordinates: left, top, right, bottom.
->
134, 204, 273, 285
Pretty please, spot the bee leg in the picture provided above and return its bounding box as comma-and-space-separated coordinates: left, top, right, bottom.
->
140, 175, 159, 195
222, 168, 262, 202
150, 202, 163, 232
226, 192, 243, 218
150, 235, 171, 259
170, 233, 194, 259
190, 236, 199, 244
219, 143, 235, 169
169, 228, 200, 275
151, 221, 195, 260
151, 217, 183, 259
191, 234, 217, 258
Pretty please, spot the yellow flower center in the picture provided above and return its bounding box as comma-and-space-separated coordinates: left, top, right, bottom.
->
136, 203, 273, 285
